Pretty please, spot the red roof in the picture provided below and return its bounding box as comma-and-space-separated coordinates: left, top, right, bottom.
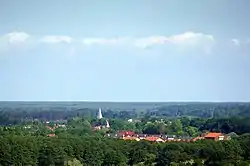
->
48, 133, 56, 137
204, 132, 223, 138
118, 131, 135, 136
144, 136, 163, 142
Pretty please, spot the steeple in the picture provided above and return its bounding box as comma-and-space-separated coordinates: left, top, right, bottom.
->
106, 120, 110, 128
97, 108, 103, 119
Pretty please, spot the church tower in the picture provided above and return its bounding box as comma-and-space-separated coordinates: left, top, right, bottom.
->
97, 108, 103, 119
106, 120, 110, 128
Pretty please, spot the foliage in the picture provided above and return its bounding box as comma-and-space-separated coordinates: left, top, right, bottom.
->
2, 102, 250, 126
0, 129, 250, 165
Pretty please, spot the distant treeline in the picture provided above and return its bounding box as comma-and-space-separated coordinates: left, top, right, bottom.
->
1, 103, 250, 125
152, 103, 250, 118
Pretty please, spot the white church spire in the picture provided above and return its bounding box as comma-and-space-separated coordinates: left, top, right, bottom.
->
97, 108, 103, 119
106, 120, 110, 128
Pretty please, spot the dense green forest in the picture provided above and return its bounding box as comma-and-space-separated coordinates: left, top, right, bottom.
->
1, 132, 250, 166
1, 118, 250, 165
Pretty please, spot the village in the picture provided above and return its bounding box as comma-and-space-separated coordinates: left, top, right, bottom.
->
42, 108, 231, 143
95, 108, 231, 142
1, 106, 247, 165
105, 130, 230, 142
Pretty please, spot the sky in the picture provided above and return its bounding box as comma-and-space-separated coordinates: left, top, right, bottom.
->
0, 0, 250, 102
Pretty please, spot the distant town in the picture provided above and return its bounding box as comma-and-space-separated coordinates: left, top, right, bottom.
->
43, 108, 231, 143
1, 102, 250, 165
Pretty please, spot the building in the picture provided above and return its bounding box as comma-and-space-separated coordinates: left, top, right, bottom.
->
204, 132, 227, 141
127, 119, 133, 122
191, 132, 229, 142
123, 136, 140, 141
144, 136, 165, 143
97, 108, 103, 119
93, 126, 102, 130
106, 120, 110, 128
191, 136, 204, 142
117, 131, 135, 137
136, 134, 148, 139
93, 120, 110, 131
48, 133, 56, 137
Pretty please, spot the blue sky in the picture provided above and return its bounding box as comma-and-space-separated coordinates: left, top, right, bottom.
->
0, 0, 250, 101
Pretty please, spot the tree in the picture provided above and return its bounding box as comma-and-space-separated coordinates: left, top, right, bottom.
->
38, 138, 67, 166
67, 158, 84, 166
143, 122, 158, 134
144, 153, 156, 166
158, 122, 166, 135
102, 150, 127, 166
184, 126, 198, 137
171, 119, 184, 135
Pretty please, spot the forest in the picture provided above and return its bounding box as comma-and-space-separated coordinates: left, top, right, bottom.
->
1, 130, 250, 166
1, 102, 250, 165
1, 102, 250, 125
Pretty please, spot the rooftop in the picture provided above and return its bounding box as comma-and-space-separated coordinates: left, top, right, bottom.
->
204, 132, 223, 138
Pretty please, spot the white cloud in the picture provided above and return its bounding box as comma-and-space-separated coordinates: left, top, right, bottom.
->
81, 32, 215, 50
231, 39, 240, 46
0, 31, 34, 53
133, 32, 215, 54
4, 31, 30, 44
134, 36, 169, 48
0, 31, 216, 54
40, 36, 73, 44
82, 37, 130, 46
168, 32, 214, 45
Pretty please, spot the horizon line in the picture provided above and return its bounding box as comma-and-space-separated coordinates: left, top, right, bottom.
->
0, 100, 250, 103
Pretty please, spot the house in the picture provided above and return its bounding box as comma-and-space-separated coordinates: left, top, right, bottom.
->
180, 136, 192, 142
117, 131, 135, 137
191, 132, 229, 142
204, 132, 227, 141
166, 137, 175, 141
136, 134, 147, 139
191, 136, 204, 142
128, 119, 133, 122
48, 133, 56, 137
123, 136, 140, 141
144, 136, 165, 143
93, 120, 110, 131
93, 126, 102, 130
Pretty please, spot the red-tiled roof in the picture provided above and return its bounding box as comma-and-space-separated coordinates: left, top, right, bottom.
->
118, 131, 135, 136
48, 133, 56, 137
144, 136, 163, 142
204, 132, 223, 138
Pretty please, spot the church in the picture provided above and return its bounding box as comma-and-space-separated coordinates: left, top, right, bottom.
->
93, 108, 110, 130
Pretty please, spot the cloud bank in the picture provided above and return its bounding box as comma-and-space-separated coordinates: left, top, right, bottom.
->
1, 31, 244, 54
81, 32, 215, 50
5, 31, 30, 44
